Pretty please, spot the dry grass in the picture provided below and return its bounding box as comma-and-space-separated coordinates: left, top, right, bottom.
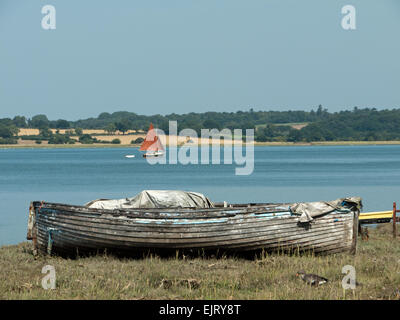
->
0, 225, 399, 300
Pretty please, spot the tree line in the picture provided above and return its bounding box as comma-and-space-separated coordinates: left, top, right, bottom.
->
1, 106, 400, 144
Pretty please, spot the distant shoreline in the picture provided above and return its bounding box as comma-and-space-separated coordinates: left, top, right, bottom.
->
255, 140, 400, 146
1, 140, 400, 149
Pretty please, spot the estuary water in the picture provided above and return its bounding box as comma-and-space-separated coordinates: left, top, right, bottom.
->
1, 145, 400, 245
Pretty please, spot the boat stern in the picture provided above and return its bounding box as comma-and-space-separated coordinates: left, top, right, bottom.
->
27, 201, 39, 255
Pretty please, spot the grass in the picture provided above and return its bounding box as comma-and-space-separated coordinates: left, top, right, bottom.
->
0, 224, 399, 300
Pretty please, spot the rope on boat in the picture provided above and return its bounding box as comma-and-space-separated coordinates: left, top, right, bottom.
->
38, 201, 45, 213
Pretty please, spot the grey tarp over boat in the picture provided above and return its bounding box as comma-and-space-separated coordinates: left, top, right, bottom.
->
85, 190, 214, 209
85, 190, 361, 223
290, 197, 362, 223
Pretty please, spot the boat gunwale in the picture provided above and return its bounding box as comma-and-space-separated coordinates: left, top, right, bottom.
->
32, 201, 353, 220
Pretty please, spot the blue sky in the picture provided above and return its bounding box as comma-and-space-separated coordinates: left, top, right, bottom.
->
0, 0, 399, 120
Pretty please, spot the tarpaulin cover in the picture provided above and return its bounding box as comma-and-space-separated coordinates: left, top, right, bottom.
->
86, 190, 214, 210
290, 197, 362, 223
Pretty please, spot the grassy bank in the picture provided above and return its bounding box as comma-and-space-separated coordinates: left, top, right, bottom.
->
254, 140, 400, 146
1, 224, 399, 300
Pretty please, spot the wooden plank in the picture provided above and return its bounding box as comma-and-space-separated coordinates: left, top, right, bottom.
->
35, 212, 351, 242
35, 224, 353, 254
36, 227, 351, 252
37, 211, 351, 236
37, 207, 351, 231
36, 219, 350, 247
359, 211, 393, 220
36, 219, 349, 247
36, 218, 351, 249
350, 210, 358, 254
38, 202, 292, 218
32, 202, 356, 255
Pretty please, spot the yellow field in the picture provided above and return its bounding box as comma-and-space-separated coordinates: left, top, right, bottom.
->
15, 128, 246, 146
95, 135, 145, 144
94, 134, 245, 145
16, 129, 140, 146
17, 129, 138, 136
8, 128, 400, 148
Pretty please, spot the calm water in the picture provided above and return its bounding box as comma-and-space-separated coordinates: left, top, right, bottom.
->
1, 145, 400, 245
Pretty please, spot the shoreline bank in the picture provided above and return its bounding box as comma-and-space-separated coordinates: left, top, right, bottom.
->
1, 140, 400, 149
0, 224, 399, 299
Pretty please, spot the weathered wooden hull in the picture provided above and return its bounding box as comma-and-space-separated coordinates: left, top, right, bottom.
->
27, 201, 358, 256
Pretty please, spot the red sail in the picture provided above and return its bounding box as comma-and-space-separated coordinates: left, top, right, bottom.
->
146, 136, 165, 152
139, 123, 165, 151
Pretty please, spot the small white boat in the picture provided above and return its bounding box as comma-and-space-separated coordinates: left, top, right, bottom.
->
143, 151, 165, 158
125, 155, 135, 158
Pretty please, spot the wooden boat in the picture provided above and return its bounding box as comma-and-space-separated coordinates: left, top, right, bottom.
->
26, 198, 360, 256
139, 123, 165, 158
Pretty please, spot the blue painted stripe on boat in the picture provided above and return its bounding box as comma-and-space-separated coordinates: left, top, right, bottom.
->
250, 212, 291, 218
133, 218, 229, 225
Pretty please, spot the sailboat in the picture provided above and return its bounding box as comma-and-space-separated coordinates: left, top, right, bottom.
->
139, 123, 165, 158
